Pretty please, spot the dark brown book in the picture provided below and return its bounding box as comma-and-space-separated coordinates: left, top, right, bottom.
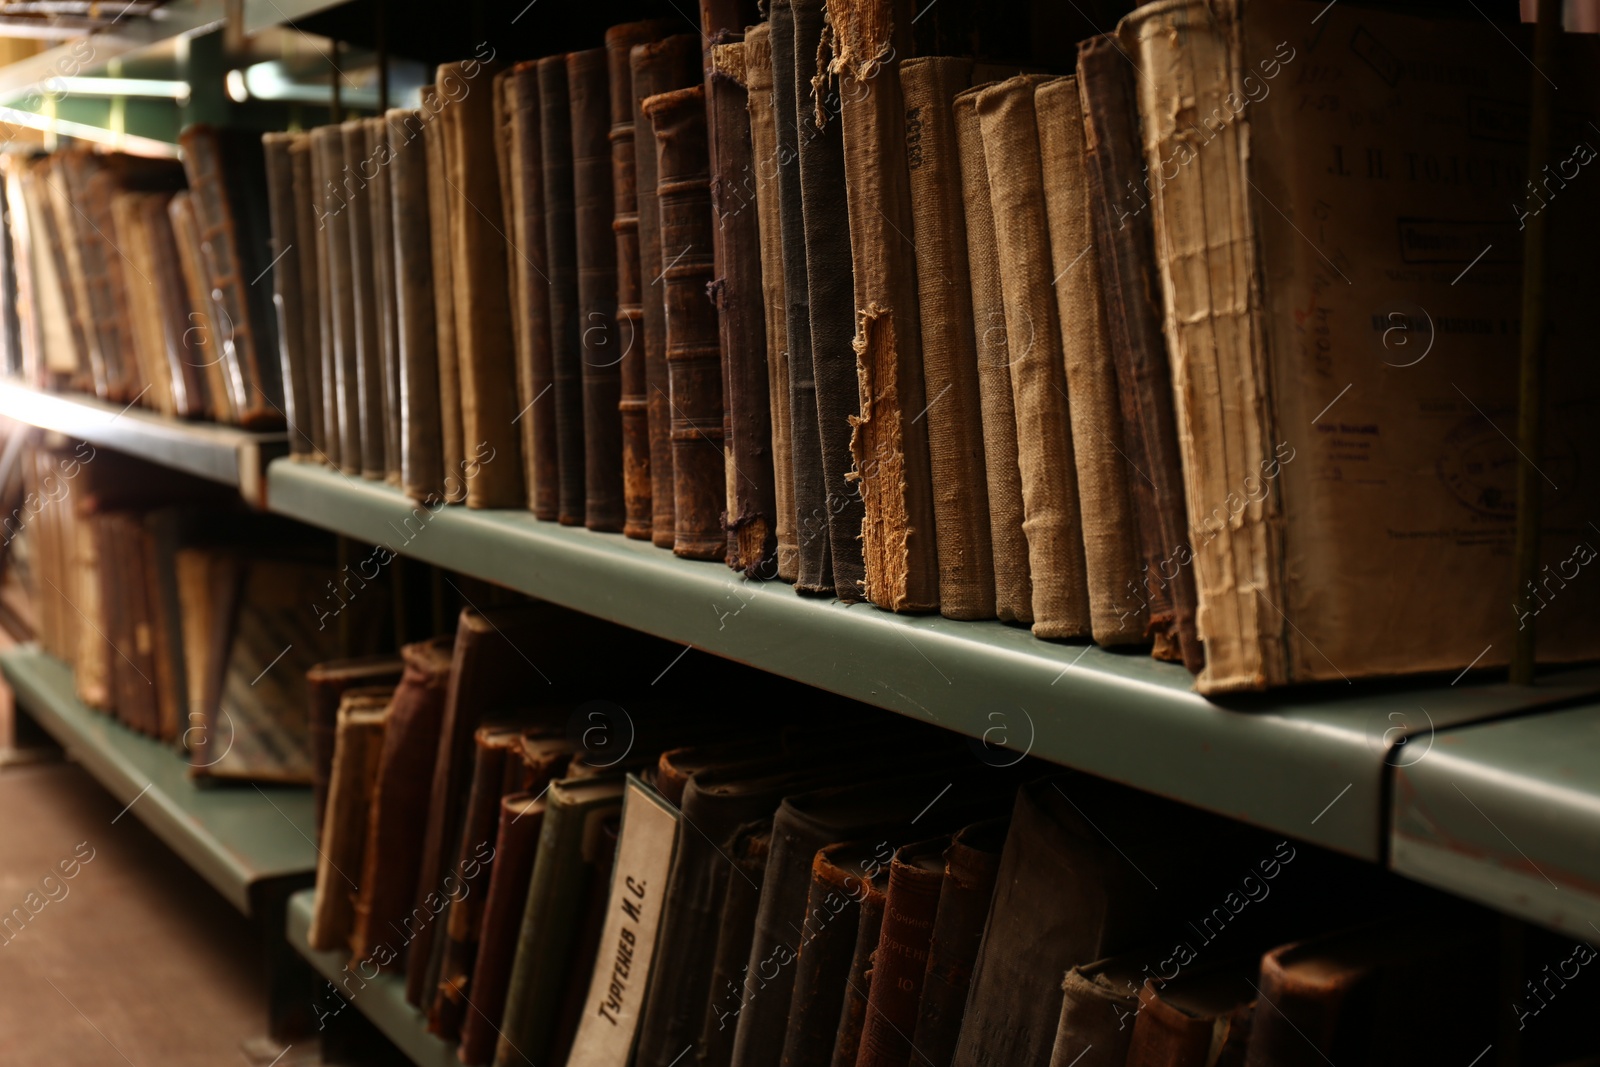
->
568, 44, 627, 531
830, 855, 889, 1067
308, 132, 339, 467
792, 0, 864, 601
368, 115, 403, 487
177, 125, 283, 428
911, 818, 1007, 1067
1048, 956, 1144, 1067
643, 85, 726, 561
548, 810, 623, 1064
264, 133, 316, 459
630, 36, 702, 548
769, 0, 831, 595
608, 22, 675, 539
305, 654, 405, 842
1076, 35, 1200, 668
168, 189, 237, 427
388, 106, 446, 503
340, 119, 387, 480
708, 37, 777, 577
350, 636, 455, 963
852, 836, 949, 1067
539, 56, 588, 526
653, 735, 778, 809
422, 86, 466, 502
311, 126, 361, 474
457, 792, 548, 1066
289, 134, 325, 457
698, 819, 771, 1067
308, 689, 391, 952
1124, 965, 1255, 1067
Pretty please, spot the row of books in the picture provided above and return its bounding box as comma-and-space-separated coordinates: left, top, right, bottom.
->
306, 608, 1600, 1067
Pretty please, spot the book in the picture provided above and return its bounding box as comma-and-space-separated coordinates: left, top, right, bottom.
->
952, 88, 1032, 625
311, 126, 361, 474
422, 85, 466, 503
631, 36, 703, 549
975, 75, 1092, 639
565, 775, 682, 1067
264, 133, 316, 458
1124, 964, 1255, 1067
853, 835, 950, 1067
340, 120, 387, 480
709, 36, 778, 577
1047, 956, 1145, 1067
387, 106, 446, 504
794, 0, 865, 602
308, 130, 340, 468
1124, 0, 1600, 689
367, 115, 403, 487
307, 689, 390, 952
742, 22, 799, 584
168, 189, 238, 427
696, 818, 770, 1067
538, 55, 588, 526
831, 0, 939, 613
642, 84, 727, 561
901, 56, 995, 620
829, 848, 890, 1067
289, 133, 326, 457
305, 654, 404, 841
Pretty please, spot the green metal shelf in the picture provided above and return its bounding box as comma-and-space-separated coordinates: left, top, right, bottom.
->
0, 644, 316, 915
1391, 702, 1600, 938
287, 888, 463, 1067
267, 459, 1600, 863
0, 379, 288, 506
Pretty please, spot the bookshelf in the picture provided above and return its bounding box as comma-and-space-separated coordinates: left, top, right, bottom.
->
0, 380, 287, 506
0, 644, 316, 915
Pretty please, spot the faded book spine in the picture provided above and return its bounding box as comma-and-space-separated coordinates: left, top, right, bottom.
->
309, 137, 337, 466
539, 56, 588, 526
508, 64, 559, 520
853, 840, 945, 1067
368, 116, 402, 486
610, 28, 656, 540
312, 127, 362, 474
289, 135, 326, 458
389, 107, 445, 504
341, 119, 388, 481
422, 88, 465, 503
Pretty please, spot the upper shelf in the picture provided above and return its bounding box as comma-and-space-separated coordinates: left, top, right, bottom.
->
266, 459, 1600, 863
0, 379, 287, 506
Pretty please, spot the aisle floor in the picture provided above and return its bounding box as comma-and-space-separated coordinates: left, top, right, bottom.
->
0, 758, 271, 1065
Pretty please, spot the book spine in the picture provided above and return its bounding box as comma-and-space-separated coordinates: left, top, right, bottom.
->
709, 38, 778, 577
901, 56, 998, 620
388, 107, 446, 504
1037, 76, 1148, 647
313, 127, 362, 474
697, 822, 770, 1067
832, 0, 941, 613
1126, 981, 1252, 1067
511, 63, 561, 521
340, 120, 388, 480
1048, 965, 1140, 1067
794, 0, 867, 602
853, 845, 945, 1067
137, 194, 202, 424
285, 135, 325, 457
567, 47, 626, 531
308, 137, 339, 466
538, 56, 588, 526
645, 85, 727, 560
776, 846, 870, 1067
493, 70, 527, 504
910, 830, 1003, 1066
308, 704, 387, 952
422, 89, 466, 502
368, 116, 403, 487
769, 0, 832, 594
742, 24, 799, 584
975, 76, 1094, 639
1076, 35, 1202, 670
828, 874, 886, 1067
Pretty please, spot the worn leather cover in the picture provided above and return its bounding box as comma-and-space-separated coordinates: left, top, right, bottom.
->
901, 57, 997, 620
775, 840, 878, 1067
307, 691, 390, 952
51, 151, 113, 402
911, 818, 1007, 1067
508, 63, 560, 520
644, 85, 727, 560
387, 107, 445, 503
743, 23, 798, 583
437, 59, 525, 509
830, 0, 939, 612
1076, 35, 1195, 665
367, 116, 403, 486
792, 0, 866, 601
769, 0, 831, 594
138, 192, 207, 422
1125, 967, 1255, 1067
289, 135, 325, 456
168, 189, 238, 427
631, 37, 702, 547
1047, 957, 1144, 1067
311, 126, 361, 474
856, 836, 951, 1067
259, 135, 307, 444
307, 134, 338, 466
178, 125, 284, 427
976, 76, 1093, 639
340, 120, 388, 480
457, 793, 548, 1066
108, 192, 177, 420
421, 87, 466, 503
698, 819, 771, 1067
830, 860, 887, 1067
305, 654, 404, 842
569, 45, 627, 531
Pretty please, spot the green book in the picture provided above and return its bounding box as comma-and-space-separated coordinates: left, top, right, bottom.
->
493, 774, 626, 1067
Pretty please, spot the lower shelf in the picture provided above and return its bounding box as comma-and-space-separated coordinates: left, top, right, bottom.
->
0, 645, 317, 915
287, 888, 462, 1067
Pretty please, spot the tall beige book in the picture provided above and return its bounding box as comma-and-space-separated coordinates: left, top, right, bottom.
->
1125, 0, 1600, 690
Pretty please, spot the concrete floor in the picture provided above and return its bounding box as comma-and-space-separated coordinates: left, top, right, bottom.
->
0, 759, 275, 1065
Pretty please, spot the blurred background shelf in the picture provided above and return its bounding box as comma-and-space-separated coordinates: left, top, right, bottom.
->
0, 644, 315, 915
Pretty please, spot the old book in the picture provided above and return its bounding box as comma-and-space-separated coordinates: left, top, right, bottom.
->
952, 89, 1031, 625
539, 56, 588, 526
743, 23, 798, 583
19, 158, 88, 390
1047, 957, 1144, 1067
1126, 0, 1600, 690
769, 0, 831, 594
289, 134, 326, 457
1036, 76, 1146, 647
42, 153, 101, 398
569, 44, 627, 531
388, 106, 446, 503
697, 819, 770, 1067
505, 64, 559, 520
853, 835, 949, 1067
644, 85, 727, 561
457, 792, 548, 1066
565, 776, 682, 1067
794, 0, 865, 601
493, 776, 627, 1067
1075, 34, 1195, 666
831, 0, 939, 613
422, 87, 466, 503
910, 818, 1007, 1067
306, 655, 404, 842
608, 23, 674, 539
307, 690, 390, 952
311, 126, 361, 473
901, 57, 995, 620
168, 190, 237, 427
107, 193, 176, 419
368, 116, 403, 486
830, 852, 889, 1067
653, 735, 781, 808
264, 133, 316, 459
436, 59, 524, 509
177, 126, 283, 427
632, 36, 703, 548
350, 637, 455, 963
308, 132, 339, 467
53, 153, 123, 402
709, 37, 777, 576
85, 174, 153, 410
976, 75, 1092, 639
549, 811, 622, 1062
1124, 965, 1255, 1067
